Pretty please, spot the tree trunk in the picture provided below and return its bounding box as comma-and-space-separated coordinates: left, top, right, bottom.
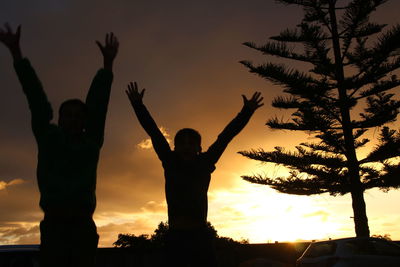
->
351, 187, 370, 237
328, 0, 370, 237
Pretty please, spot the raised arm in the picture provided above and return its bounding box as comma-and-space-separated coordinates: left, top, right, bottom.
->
126, 82, 171, 161
206, 92, 263, 164
85, 32, 119, 146
0, 23, 53, 140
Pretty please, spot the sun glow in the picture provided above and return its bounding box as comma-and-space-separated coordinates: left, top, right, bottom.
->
208, 181, 348, 243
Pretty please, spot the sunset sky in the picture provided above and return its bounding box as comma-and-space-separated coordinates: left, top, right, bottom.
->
1, 0, 400, 247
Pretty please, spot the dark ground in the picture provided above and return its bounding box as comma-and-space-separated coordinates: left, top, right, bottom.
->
95, 242, 311, 267
4, 241, 400, 266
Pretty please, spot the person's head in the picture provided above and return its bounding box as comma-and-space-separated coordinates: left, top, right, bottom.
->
174, 128, 202, 160
58, 99, 88, 135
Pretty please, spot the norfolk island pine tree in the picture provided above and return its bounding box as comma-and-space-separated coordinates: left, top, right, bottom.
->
239, 0, 400, 237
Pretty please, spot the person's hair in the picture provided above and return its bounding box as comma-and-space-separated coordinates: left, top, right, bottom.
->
174, 128, 201, 146
58, 99, 88, 117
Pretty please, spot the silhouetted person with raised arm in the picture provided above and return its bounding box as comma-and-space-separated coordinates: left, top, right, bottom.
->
126, 82, 263, 266
0, 23, 119, 267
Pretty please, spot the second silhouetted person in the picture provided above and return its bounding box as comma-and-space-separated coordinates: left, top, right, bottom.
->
126, 81, 263, 267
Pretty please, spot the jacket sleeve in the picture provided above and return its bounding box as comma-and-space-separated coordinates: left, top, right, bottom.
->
85, 68, 114, 147
131, 103, 171, 161
13, 58, 53, 142
205, 106, 254, 165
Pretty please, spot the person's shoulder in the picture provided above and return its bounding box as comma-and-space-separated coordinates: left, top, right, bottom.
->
198, 152, 214, 165
198, 152, 208, 159
47, 123, 60, 132
198, 152, 217, 170
160, 150, 176, 165
199, 151, 215, 160
34, 123, 62, 146
168, 151, 179, 160
35, 123, 58, 135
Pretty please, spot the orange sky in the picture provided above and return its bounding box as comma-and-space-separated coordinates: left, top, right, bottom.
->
1, 0, 400, 247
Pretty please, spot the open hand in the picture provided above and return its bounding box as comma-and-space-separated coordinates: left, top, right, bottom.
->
96, 32, 119, 69
126, 82, 145, 106
0, 23, 20, 49
0, 23, 22, 60
242, 91, 264, 111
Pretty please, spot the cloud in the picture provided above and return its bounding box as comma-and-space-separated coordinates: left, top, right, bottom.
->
137, 126, 171, 150
0, 178, 25, 191
0, 179, 42, 224
382, 222, 397, 227
218, 206, 244, 218
141, 200, 167, 213
0, 223, 39, 245
303, 210, 330, 222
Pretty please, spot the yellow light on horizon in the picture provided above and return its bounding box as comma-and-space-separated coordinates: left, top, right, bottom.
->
208, 181, 349, 243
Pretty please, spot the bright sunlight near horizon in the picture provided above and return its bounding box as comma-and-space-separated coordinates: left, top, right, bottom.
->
208, 182, 346, 244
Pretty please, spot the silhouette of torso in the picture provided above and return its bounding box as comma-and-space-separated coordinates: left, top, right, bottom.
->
37, 127, 100, 214
163, 152, 216, 228
14, 58, 113, 215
